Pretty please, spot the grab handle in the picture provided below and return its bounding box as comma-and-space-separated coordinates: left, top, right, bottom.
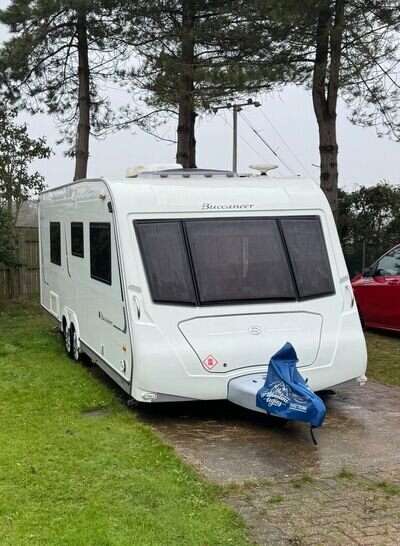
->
133, 296, 141, 319
345, 284, 355, 308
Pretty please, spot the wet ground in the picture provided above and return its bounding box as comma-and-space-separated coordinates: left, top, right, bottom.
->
136, 381, 400, 545
137, 381, 400, 483
88, 361, 400, 544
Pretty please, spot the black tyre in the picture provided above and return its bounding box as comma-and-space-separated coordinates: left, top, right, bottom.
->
64, 323, 72, 357
70, 326, 80, 362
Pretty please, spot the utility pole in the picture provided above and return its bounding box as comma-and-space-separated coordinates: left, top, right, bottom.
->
213, 98, 261, 174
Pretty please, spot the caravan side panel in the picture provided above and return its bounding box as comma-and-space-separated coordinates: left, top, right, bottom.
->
39, 180, 133, 392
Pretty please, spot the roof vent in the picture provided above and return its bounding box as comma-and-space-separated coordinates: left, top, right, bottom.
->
249, 163, 278, 176
125, 163, 182, 178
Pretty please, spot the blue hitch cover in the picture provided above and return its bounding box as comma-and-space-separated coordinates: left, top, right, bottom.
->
256, 342, 326, 429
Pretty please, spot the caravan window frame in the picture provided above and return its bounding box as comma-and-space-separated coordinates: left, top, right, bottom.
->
184, 218, 297, 304
50, 222, 61, 266
134, 220, 197, 306
134, 216, 336, 307
90, 222, 112, 285
71, 222, 84, 258
279, 217, 336, 299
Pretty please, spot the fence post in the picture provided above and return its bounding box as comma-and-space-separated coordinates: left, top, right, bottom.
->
10, 231, 20, 298
19, 230, 27, 297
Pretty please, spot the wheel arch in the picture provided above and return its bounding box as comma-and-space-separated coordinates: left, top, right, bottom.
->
61, 306, 81, 348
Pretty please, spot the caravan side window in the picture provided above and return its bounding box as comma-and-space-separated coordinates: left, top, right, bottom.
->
280, 217, 334, 298
135, 221, 196, 305
90, 223, 111, 285
71, 222, 84, 258
50, 222, 61, 265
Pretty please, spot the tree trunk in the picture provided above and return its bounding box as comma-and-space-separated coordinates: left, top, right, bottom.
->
317, 117, 339, 218
176, 0, 197, 168
188, 110, 197, 167
312, 0, 345, 222
74, 9, 91, 181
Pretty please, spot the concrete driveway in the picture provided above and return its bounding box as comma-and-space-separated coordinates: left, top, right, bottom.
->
137, 381, 400, 545
138, 381, 399, 482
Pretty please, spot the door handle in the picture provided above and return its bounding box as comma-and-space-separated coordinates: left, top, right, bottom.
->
387, 280, 399, 285
133, 296, 141, 319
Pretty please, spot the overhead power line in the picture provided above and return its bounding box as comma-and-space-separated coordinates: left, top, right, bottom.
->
222, 114, 285, 177
258, 109, 317, 182
239, 112, 298, 177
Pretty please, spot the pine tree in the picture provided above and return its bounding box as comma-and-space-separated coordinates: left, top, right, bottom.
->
0, 0, 132, 180
123, 0, 276, 168
239, 0, 400, 219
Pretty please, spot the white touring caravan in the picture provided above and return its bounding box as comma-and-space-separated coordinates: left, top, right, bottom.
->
39, 167, 367, 410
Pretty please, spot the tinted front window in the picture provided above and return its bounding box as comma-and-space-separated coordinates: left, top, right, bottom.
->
50, 222, 61, 265
280, 218, 335, 298
135, 217, 335, 306
185, 219, 296, 303
135, 221, 196, 304
90, 223, 111, 285
71, 222, 84, 257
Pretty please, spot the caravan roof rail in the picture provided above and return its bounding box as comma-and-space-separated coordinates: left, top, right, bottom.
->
138, 168, 235, 178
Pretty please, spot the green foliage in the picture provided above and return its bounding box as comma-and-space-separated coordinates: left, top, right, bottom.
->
242, 0, 400, 139
268, 493, 284, 503
291, 475, 314, 488
337, 467, 356, 479
122, 1, 280, 130
0, 206, 16, 266
368, 481, 400, 496
0, 1, 133, 155
0, 108, 51, 219
0, 299, 252, 545
338, 182, 400, 247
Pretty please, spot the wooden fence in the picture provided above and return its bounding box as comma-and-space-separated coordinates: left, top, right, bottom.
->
0, 228, 39, 299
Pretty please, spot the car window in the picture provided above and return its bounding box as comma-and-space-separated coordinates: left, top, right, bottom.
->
376, 248, 400, 276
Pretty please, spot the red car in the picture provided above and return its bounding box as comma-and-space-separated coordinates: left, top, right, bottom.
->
352, 244, 400, 332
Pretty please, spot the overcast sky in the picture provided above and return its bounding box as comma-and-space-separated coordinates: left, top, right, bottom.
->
1, 0, 399, 190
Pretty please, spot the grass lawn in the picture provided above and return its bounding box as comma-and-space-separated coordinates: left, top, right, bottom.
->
0, 299, 251, 546
365, 330, 400, 386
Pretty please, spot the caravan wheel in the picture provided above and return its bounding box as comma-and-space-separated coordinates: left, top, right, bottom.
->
64, 325, 72, 356
71, 328, 80, 362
